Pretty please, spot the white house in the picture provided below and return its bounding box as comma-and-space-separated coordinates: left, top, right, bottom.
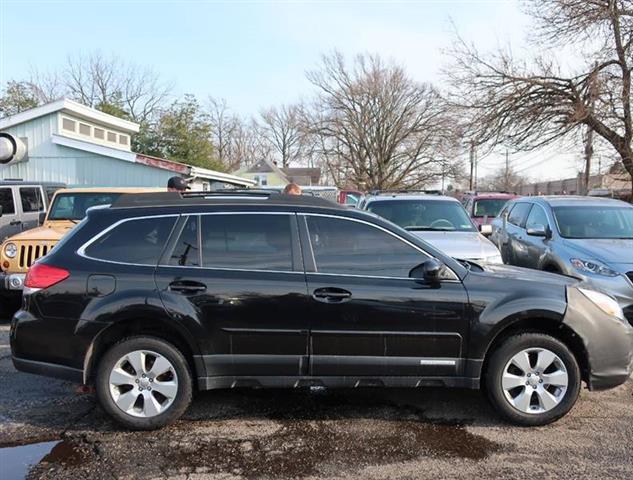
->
0, 99, 254, 189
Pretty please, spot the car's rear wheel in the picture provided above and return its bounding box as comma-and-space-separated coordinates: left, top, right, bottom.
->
485, 333, 581, 426
95, 336, 192, 430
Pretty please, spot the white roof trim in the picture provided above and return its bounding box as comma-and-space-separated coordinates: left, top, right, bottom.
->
189, 166, 256, 187
0, 98, 140, 133
52, 134, 136, 162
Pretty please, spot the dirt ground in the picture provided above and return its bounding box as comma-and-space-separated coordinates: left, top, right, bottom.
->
1, 324, 632, 480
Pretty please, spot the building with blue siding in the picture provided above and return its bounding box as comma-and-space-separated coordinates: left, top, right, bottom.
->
0, 99, 254, 189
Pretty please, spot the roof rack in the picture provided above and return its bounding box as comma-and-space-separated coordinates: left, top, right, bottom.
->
111, 190, 340, 209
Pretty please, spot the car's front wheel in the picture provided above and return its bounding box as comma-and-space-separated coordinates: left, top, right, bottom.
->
485, 333, 581, 426
95, 336, 192, 430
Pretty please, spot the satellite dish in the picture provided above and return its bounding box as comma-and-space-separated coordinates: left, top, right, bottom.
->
0, 132, 27, 165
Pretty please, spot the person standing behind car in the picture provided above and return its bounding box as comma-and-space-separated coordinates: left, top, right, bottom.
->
283, 183, 302, 195
167, 176, 190, 192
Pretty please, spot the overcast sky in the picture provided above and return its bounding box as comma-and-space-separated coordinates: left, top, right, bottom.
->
0, 0, 596, 183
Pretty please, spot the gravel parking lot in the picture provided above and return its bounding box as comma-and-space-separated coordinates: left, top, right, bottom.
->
1, 324, 632, 480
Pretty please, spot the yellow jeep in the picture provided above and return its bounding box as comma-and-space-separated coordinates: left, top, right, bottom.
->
0, 187, 162, 313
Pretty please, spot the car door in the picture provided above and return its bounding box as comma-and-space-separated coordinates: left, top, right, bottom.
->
17, 186, 45, 231
154, 211, 311, 378
299, 214, 470, 378
0, 186, 21, 241
504, 202, 532, 266
520, 204, 551, 269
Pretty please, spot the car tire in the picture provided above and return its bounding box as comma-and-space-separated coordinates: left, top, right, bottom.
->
95, 336, 192, 430
485, 333, 581, 426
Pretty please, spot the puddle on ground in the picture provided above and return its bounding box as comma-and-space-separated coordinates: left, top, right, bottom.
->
163, 389, 502, 478
0, 438, 84, 480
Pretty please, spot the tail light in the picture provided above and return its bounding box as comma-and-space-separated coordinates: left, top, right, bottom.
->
24, 263, 70, 289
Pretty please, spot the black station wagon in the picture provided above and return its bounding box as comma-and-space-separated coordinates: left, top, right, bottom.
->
10, 192, 633, 429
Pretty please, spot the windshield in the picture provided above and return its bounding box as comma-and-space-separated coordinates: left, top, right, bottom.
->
367, 199, 477, 232
553, 206, 633, 239
48, 193, 123, 221
473, 198, 510, 218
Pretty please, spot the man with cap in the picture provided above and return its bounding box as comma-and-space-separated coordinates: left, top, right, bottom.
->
167, 176, 190, 192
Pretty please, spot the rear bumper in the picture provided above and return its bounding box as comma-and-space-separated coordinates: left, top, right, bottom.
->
564, 287, 633, 391
11, 355, 83, 383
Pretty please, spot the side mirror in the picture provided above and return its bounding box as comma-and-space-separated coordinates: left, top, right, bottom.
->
409, 258, 443, 283
526, 224, 548, 237
38, 211, 46, 225
479, 224, 493, 235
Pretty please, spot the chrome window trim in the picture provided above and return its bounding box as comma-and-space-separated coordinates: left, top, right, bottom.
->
300, 212, 459, 282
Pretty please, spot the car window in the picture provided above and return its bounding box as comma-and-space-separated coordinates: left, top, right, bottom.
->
525, 205, 549, 230
507, 203, 531, 227
48, 193, 122, 220
0, 188, 15, 215
200, 214, 293, 271
553, 206, 633, 239
366, 199, 476, 232
85, 217, 177, 265
19, 187, 44, 213
473, 199, 509, 218
306, 216, 425, 277
169, 215, 200, 267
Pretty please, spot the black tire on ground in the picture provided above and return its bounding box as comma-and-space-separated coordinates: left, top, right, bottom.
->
95, 336, 193, 430
485, 333, 581, 426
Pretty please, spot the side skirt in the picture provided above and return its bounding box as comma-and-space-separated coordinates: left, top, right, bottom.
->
197, 375, 480, 390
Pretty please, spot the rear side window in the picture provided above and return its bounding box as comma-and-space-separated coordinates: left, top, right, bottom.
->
0, 188, 15, 215
306, 216, 425, 277
507, 203, 531, 227
19, 187, 44, 212
200, 214, 293, 271
85, 216, 176, 265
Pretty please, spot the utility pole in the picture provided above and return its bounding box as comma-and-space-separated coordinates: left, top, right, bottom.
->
469, 141, 476, 191
584, 64, 599, 195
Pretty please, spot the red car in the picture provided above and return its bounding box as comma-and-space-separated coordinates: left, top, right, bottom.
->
463, 192, 518, 234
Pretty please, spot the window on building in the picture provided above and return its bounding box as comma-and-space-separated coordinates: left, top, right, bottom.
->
85, 217, 176, 265
93, 128, 105, 140
79, 123, 91, 136
200, 214, 293, 271
306, 216, 425, 278
118, 134, 129, 146
0, 188, 15, 215
107, 132, 117, 142
62, 118, 76, 132
19, 188, 44, 213
169, 216, 200, 267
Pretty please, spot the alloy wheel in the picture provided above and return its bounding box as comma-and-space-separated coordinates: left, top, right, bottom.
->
501, 347, 569, 415
108, 350, 179, 418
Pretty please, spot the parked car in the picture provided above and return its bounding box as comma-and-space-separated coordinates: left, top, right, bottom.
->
490, 196, 633, 325
0, 187, 162, 315
11, 191, 633, 429
462, 192, 517, 235
360, 192, 503, 264
338, 189, 363, 206
0, 180, 66, 242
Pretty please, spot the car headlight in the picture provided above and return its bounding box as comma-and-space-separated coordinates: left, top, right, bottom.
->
578, 288, 625, 320
4, 243, 17, 259
570, 258, 619, 277
485, 254, 503, 264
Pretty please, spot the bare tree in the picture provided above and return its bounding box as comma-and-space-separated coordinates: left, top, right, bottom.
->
208, 97, 240, 168
259, 104, 304, 168
446, 0, 633, 190
306, 52, 457, 190
229, 118, 273, 171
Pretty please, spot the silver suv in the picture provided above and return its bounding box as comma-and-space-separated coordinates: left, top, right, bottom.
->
0, 180, 65, 241
360, 192, 502, 263
490, 196, 633, 324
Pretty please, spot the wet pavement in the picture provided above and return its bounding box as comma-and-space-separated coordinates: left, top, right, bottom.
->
1, 323, 632, 479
